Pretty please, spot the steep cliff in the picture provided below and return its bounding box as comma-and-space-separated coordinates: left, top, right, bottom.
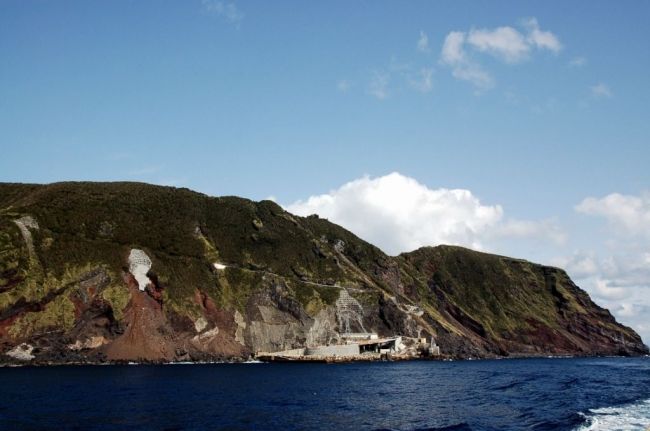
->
0, 182, 646, 364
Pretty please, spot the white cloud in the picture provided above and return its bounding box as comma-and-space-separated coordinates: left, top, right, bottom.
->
592, 279, 629, 300
441, 31, 467, 64
467, 26, 530, 63
368, 71, 390, 100
451, 64, 494, 91
576, 192, 650, 237
440, 31, 494, 90
553, 248, 650, 343
590, 82, 613, 98
409, 67, 434, 93
573, 192, 650, 291
439, 18, 561, 89
285, 172, 564, 255
522, 18, 562, 53
561, 191, 650, 343
202, 0, 244, 26
417, 31, 430, 53
616, 303, 645, 318
551, 252, 600, 279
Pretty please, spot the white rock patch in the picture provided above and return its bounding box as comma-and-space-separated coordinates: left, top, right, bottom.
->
194, 317, 208, 333
67, 336, 108, 351
194, 326, 219, 342
128, 249, 152, 291
234, 310, 247, 345
13, 216, 39, 260
6, 343, 35, 361
213, 262, 227, 270
335, 289, 366, 334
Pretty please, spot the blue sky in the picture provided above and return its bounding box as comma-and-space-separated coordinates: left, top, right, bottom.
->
1, 1, 649, 342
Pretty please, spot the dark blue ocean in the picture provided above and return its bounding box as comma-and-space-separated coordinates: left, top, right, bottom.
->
0, 357, 649, 431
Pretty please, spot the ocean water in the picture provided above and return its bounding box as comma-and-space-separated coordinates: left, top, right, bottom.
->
0, 357, 648, 430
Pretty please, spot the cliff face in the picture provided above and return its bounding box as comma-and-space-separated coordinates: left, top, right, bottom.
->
399, 247, 646, 357
0, 182, 646, 364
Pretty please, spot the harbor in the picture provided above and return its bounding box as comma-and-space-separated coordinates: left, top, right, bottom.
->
255, 333, 441, 363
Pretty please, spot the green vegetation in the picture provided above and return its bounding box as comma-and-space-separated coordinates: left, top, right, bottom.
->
0, 262, 97, 312
197, 233, 220, 262
0, 181, 644, 358
9, 293, 76, 339
101, 285, 131, 321
399, 245, 644, 347
0, 182, 389, 309
0, 219, 26, 289
290, 281, 340, 316
213, 267, 265, 312
163, 291, 203, 322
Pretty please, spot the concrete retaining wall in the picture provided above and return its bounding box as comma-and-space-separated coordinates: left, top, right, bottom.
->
272, 348, 306, 357
306, 344, 360, 357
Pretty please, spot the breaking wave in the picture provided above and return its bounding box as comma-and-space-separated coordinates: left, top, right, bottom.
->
576, 398, 650, 431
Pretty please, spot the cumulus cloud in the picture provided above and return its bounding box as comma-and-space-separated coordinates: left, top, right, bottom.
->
551, 252, 600, 279
590, 82, 613, 98
441, 31, 467, 65
572, 192, 650, 293
417, 31, 430, 53
593, 279, 630, 300
558, 191, 650, 343
467, 26, 530, 63
285, 172, 564, 255
439, 18, 561, 89
555, 252, 645, 297
576, 192, 650, 237
553, 248, 650, 343
440, 31, 494, 90
202, 0, 244, 26
522, 18, 562, 53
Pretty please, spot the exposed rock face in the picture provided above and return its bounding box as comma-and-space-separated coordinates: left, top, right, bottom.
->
104, 276, 176, 362
399, 246, 649, 357
12, 216, 38, 260
6, 343, 34, 361
68, 336, 108, 351
128, 249, 152, 291
0, 181, 646, 364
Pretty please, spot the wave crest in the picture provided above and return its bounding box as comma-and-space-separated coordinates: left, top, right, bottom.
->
576, 398, 650, 431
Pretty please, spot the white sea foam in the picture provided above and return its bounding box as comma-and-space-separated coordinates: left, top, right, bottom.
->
576, 398, 650, 431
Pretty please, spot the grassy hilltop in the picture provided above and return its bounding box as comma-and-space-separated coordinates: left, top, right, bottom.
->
0, 182, 646, 363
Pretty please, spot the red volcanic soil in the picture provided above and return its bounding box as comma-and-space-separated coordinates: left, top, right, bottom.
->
103, 274, 175, 362
188, 289, 249, 358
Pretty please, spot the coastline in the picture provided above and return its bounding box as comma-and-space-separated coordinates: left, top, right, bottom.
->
1, 353, 647, 368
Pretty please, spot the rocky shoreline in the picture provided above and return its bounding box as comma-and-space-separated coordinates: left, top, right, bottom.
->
3, 352, 648, 368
